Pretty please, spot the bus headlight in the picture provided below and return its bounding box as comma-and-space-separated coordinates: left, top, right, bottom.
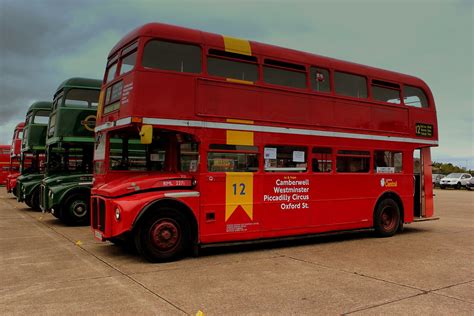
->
115, 208, 121, 221
48, 190, 53, 199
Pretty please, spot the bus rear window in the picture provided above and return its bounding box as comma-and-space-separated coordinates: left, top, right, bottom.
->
335, 72, 367, 98
142, 40, 201, 73
403, 85, 428, 108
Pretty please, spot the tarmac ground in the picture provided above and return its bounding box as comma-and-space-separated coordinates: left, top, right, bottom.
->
0, 187, 473, 315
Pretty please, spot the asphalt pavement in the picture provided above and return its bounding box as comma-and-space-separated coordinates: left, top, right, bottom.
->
0, 188, 472, 315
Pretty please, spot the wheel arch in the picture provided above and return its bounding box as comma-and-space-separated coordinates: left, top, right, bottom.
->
374, 191, 404, 223
132, 198, 198, 246
59, 185, 91, 209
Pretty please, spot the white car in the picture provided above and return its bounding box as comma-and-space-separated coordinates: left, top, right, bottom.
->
439, 173, 472, 189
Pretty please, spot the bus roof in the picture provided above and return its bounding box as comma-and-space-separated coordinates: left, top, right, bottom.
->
109, 22, 429, 89
15, 122, 25, 129
27, 101, 52, 112
56, 77, 102, 92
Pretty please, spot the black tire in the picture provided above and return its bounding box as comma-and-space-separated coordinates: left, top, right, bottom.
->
374, 198, 400, 237
134, 208, 189, 262
440, 185, 445, 189
51, 208, 61, 219
61, 193, 90, 226
25, 197, 33, 208
28, 187, 41, 211
455, 182, 461, 190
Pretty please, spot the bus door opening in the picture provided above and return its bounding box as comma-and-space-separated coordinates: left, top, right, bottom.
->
413, 147, 434, 218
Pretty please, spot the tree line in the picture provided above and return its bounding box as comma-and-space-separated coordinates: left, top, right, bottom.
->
432, 162, 473, 175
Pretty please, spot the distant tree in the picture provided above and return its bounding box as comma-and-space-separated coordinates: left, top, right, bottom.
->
432, 162, 472, 175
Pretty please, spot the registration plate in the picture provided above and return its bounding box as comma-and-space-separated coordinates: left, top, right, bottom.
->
94, 230, 104, 241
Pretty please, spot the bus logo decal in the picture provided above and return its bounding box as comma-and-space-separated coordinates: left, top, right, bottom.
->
82, 115, 97, 132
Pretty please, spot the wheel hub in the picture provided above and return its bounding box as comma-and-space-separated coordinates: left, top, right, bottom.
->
381, 207, 396, 230
151, 221, 180, 251
71, 201, 87, 217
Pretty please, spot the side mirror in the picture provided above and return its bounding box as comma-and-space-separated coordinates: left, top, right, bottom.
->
140, 125, 153, 144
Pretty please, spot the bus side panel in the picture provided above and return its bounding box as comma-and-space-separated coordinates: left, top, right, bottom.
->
422, 147, 434, 217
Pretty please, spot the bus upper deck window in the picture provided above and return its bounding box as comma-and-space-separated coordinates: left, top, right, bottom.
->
119, 50, 137, 75
142, 40, 201, 74
403, 85, 429, 108
335, 71, 367, 98
310, 67, 331, 93
106, 63, 117, 83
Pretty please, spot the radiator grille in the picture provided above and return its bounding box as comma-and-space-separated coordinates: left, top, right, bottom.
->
91, 197, 106, 232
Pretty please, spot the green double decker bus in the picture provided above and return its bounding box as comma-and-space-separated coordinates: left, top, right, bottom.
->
17, 102, 52, 209
39, 78, 101, 225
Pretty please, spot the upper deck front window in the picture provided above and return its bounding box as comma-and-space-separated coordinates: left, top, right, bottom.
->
106, 62, 117, 83
33, 110, 50, 124
142, 40, 201, 74
65, 89, 100, 108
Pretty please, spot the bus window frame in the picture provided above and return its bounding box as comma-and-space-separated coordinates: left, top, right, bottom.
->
140, 38, 203, 76
262, 57, 308, 91
401, 84, 430, 108
335, 149, 372, 174
206, 47, 259, 83
333, 70, 369, 100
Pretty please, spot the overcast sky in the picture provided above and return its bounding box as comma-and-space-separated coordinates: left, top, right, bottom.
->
0, 0, 472, 168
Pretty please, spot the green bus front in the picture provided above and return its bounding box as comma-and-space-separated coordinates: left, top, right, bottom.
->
17, 102, 51, 209
39, 77, 101, 225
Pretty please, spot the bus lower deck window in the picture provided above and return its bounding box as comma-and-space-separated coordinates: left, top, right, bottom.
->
374, 151, 402, 173
264, 146, 307, 172
336, 150, 370, 173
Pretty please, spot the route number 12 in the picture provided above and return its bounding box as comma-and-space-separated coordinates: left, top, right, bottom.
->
232, 183, 246, 195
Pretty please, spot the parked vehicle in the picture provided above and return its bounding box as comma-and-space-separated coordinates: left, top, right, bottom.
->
432, 173, 445, 188
466, 177, 474, 191
439, 173, 472, 189
16, 101, 51, 210
39, 77, 101, 226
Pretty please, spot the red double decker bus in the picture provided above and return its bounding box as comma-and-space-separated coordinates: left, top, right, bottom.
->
6, 122, 25, 194
92, 23, 438, 262
0, 145, 10, 185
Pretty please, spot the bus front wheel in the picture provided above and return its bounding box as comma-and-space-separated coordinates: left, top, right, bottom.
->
61, 194, 90, 226
135, 209, 188, 262
374, 198, 400, 237
28, 188, 41, 211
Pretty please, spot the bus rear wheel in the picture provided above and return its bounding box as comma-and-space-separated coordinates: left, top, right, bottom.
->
374, 198, 400, 237
61, 194, 90, 226
135, 209, 188, 262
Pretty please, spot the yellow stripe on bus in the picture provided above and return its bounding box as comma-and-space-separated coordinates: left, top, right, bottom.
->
223, 35, 252, 56
96, 89, 105, 121
226, 130, 254, 146
226, 78, 254, 85
226, 118, 254, 125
